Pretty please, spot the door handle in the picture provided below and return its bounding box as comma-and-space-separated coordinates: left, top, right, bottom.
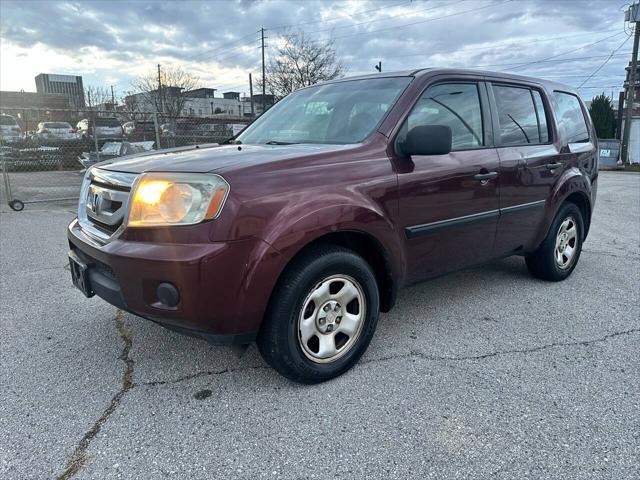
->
545, 162, 562, 170
473, 171, 498, 181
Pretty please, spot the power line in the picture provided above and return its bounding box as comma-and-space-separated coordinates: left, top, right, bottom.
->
509, 31, 626, 70
577, 32, 633, 87
184, 31, 261, 61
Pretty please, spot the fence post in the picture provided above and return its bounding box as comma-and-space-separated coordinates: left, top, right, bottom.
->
92, 113, 100, 161
153, 113, 161, 150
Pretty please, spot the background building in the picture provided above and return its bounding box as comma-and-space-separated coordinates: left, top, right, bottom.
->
35, 73, 85, 108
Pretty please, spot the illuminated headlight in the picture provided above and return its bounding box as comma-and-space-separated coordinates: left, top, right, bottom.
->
127, 172, 229, 227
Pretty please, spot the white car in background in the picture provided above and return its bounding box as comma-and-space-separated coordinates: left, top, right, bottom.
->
35, 121, 75, 142
0, 114, 22, 144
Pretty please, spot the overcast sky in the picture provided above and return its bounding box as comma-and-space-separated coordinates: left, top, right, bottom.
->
0, 0, 635, 101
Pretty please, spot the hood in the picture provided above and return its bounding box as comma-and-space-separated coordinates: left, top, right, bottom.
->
98, 143, 356, 175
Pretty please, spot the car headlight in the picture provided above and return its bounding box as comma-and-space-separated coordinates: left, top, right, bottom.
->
127, 172, 229, 227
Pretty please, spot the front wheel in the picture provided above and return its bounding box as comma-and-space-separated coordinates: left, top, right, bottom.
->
257, 245, 380, 383
526, 202, 584, 281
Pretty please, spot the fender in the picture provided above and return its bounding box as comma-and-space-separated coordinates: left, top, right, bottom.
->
234, 201, 406, 329
532, 166, 593, 248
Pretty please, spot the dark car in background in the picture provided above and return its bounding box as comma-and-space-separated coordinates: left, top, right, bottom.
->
123, 120, 158, 142
68, 69, 598, 383
76, 117, 124, 142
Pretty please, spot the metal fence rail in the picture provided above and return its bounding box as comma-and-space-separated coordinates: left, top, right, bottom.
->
0, 108, 251, 211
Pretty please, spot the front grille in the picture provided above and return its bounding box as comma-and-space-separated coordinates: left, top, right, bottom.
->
78, 168, 138, 243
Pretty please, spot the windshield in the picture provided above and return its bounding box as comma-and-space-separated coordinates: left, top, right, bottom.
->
94, 118, 121, 127
237, 77, 412, 145
0, 116, 17, 126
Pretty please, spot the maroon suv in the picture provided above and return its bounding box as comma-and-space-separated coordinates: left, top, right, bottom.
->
68, 69, 597, 383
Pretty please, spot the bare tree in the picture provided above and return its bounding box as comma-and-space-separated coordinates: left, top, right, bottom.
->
131, 66, 199, 118
85, 86, 111, 109
264, 32, 344, 100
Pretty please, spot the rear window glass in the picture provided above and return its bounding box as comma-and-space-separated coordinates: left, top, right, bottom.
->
0, 116, 17, 126
532, 91, 550, 143
43, 122, 71, 129
94, 118, 121, 127
553, 91, 590, 143
493, 85, 543, 145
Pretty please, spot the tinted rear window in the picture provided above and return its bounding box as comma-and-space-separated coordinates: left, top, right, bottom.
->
553, 91, 589, 143
493, 85, 542, 145
94, 118, 121, 127
0, 116, 17, 126
43, 122, 71, 129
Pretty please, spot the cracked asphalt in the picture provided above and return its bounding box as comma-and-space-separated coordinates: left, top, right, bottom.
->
1, 171, 639, 479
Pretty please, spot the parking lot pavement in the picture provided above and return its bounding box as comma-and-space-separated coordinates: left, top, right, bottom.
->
1, 172, 638, 479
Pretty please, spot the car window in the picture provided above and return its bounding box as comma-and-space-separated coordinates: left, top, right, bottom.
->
43, 122, 71, 129
0, 116, 17, 126
532, 91, 550, 143
94, 118, 121, 127
553, 91, 590, 143
403, 83, 484, 150
237, 77, 411, 145
493, 85, 543, 145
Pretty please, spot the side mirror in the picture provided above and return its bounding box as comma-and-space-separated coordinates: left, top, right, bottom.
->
402, 125, 452, 156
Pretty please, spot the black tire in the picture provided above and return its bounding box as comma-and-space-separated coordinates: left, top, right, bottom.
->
8, 199, 24, 211
257, 245, 380, 383
526, 202, 584, 281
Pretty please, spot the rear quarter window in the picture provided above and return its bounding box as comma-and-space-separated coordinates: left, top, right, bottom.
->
0, 116, 17, 126
553, 91, 590, 143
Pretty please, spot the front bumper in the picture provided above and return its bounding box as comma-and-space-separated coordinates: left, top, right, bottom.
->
67, 219, 278, 345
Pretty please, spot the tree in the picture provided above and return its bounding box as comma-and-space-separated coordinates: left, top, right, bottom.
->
131, 66, 199, 118
588, 93, 616, 139
264, 32, 344, 100
85, 86, 111, 109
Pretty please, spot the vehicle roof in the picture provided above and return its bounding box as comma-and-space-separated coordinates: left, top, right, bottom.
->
320, 68, 577, 95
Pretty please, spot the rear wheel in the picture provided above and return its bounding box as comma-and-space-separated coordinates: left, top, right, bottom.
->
257, 245, 380, 383
526, 202, 584, 281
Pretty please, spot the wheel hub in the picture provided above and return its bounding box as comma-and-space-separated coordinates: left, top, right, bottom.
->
316, 301, 342, 334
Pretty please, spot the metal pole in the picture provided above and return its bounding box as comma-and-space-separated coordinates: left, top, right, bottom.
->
261, 28, 266, 114
621, 20, 639, 163
249, 73, 255, 117
157, 64, 164, 114
111, 85, 115, 108
153, 112, 161, 150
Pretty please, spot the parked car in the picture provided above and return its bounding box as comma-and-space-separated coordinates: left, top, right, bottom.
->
35, 121, 75, 142
67, 69, 598, 383
76, 117, 123, 141
0, 114, 22, 144
123, 120, 158, 142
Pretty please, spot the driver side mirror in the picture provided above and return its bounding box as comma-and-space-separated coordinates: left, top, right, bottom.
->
402, 125, 452, 156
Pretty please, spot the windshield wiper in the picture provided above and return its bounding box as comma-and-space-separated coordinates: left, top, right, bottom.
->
264, 140, 298, 145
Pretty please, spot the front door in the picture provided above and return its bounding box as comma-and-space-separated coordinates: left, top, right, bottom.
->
394, 81, 500, 283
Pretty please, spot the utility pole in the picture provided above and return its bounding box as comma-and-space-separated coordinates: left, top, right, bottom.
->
157, 64, 164, 114
621, 3, 639, 163
249, 73, 255, 117
110, 85, 115, 108
261, 28, 266, 114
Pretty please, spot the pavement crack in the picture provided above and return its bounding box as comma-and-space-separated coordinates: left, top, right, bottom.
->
141, 364, 270, 387
56, 309, 134, 480
363, 328, 640, 365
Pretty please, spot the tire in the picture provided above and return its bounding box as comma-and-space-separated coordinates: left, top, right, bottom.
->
257, 245, 380, 383
526, 202, 584, 281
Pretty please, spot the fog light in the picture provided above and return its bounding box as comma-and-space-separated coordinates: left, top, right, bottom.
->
157, 282, 180, 307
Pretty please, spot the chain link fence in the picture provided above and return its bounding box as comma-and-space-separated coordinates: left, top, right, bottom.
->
0, 108, 250, 211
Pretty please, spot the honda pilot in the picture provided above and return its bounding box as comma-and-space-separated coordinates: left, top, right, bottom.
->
68, 69, 597, 383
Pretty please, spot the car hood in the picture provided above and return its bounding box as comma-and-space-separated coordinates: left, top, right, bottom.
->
97, 143, 355, 175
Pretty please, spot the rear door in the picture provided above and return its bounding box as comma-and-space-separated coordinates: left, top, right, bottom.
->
395, 80, 501, 283
488, 82, 560, 256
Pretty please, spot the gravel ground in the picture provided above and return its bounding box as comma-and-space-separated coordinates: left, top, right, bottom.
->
1, 172, 638, 479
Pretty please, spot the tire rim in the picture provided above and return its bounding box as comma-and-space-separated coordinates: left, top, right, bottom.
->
297, 274, 366, 364
555, 216, 578, 269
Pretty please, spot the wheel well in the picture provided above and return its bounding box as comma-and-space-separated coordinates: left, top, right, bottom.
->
564, 192, 591, 239
287, 231, 397, 313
